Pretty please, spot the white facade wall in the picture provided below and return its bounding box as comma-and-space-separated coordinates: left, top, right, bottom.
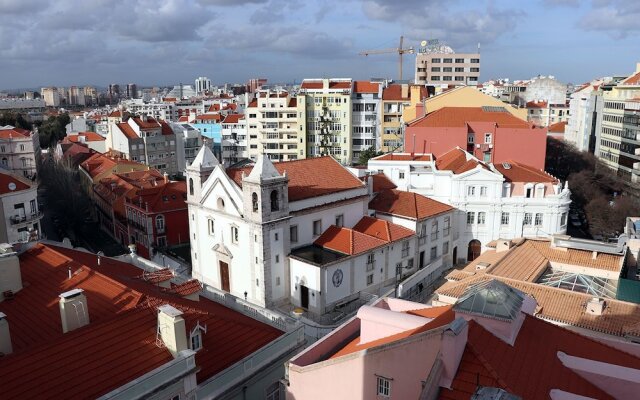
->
221, 120, 247, 166
0, 184, 41, 243
351, 91, 381, 163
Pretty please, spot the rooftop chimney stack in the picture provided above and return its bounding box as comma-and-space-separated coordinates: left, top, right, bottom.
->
157, 305, 188, 358
0, 245, 22, 301
586, 297, 606, 316
0, 312, 12, 355
59, 289, 90, 333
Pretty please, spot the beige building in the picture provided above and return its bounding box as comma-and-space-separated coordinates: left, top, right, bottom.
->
40, 87, 60, 107
0, 126, 40, 179
428, 86, 528, 120
380, 84, 427, 153
0, 171, 41, 243
246, 90, 302, 162
415, 50, 480, 86
297, 78, 352, 164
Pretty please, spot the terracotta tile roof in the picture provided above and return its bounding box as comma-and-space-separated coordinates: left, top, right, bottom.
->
223, 114, 244, 124
361, 173, 397, 192
247, 99, 258, 108
138, 268, 173, 284
288, 98, 297, 107
226, 156, 365, 202
353, 81, 380, 94
0, 243, 282, 398
80, 152, 142, 179
622, 70, 640, 85
548, 121, 567, 133
196, 113, 222, 122
209, 104, 221, 112
163, 97, 177, 102
373, 153, 432, 162
0, 171, 32, 195
382, 84, 427, 101
494, 160, 557, 183
0, 127, 31, 139
115, 122, 139, 140
67, 132, 105, 142
527, 239, 623, 271
314, 225, 387, 255
369, 189, 454, 220
178, 116, 190, 122
409, 107, 531, 128
435, 148, 483, 174
107, 110, 121, 118
128, 181, 187, 213
163, 280, 202, 296
330, 305, 455, 360
353, 216, 414, 242
60, 142, 97, 167
440, 316, 640, 400
526, 100, 548, 108
132, 117, 161, 130
300, 80, 352, 90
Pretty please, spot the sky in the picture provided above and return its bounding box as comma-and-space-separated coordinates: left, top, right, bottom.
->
0, 0, 639, 90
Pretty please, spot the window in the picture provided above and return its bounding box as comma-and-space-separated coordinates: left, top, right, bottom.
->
455, 58, 464, 63
431, 76, 441, 81
501, 212, 510, 225
367, 253, 375, 271
367, 274, 374, 285
443, 58, 452, 63
484, 133, 492, 144
274, 232, 279, 241
189, 178, 194, 196
525, 186, 533, 198
157, 236, 166, 247
467, 134, 475, 143
252, 192, 258, 212
155, 215, 164, 230
478, 212, 486, 225
276, 276, 281, 286
444, 216, 450, 236
430, 246, 438, 261
208, 219, 214, 235
290, 225, 298, 243
480, 186, 487, 196
399, 172, 405, 179
231, 226, 239, 244
561, 212, 568, 226
275, 254, 280, 263
402, 241, 410, 257
190, 330, 202, 351
407, 258, 414, 269
467, 186, 475, 196
270, 190, 279, 211
313, 220, 322, 236
467, 212, 475, 225
432, 58, 441, 63
335, 214, 344, 227
535, 213, 543, 226
524, 213, 532, 226
265, 381, 281, 400
19, 144, 25, 151
502, 183, 511, 197
443, 241, 449, 255
431, 221, 438, 240
536, 185, 545, 198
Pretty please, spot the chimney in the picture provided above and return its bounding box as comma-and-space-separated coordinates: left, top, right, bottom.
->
157, 305, 188, 358
586, 297, 605, 316
59, 289, 90, 333
163, 172, 169, 183
0, 246, 22, 300
495, 239, 512, 253
401, 84, 409, 99
0, 312, 12, 355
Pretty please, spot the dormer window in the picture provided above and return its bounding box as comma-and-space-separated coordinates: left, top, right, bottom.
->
270, 190, 279, 211
190, 322, 207, 352
252, 192, 259, 212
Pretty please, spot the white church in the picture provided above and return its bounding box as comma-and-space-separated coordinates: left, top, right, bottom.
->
186, 146, 455, 316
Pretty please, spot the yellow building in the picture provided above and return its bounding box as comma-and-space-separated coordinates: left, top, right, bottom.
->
424, 86, 527, 121
380, 84, 427, 153
297, 79, 352, 164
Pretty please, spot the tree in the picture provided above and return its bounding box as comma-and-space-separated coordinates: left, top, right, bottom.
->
37, 113, 70, 148
0, 111, 32, 130
586, 195, 640, 238
358, 146, 383, 166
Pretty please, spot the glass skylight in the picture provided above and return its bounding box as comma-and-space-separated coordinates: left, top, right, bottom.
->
454, 280, 524, 322
537, 268, 617, 299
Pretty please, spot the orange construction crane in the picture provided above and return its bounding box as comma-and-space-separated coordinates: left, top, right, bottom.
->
359, 36, 415, 81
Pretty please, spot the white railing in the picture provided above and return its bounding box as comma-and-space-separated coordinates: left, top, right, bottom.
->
196, 326, 305, 399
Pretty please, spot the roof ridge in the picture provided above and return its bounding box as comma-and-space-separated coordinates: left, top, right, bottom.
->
465, 333, 514, 391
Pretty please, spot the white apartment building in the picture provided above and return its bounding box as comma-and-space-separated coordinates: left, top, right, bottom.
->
220, 114, 247, 166
168, 122, 203, 172
195, 77, 212, 95
297, 78, 353, 165
565, 80, 607, 152
351, 81, 382, 163
186, 148, 453, 317
0, 171, 42, 243
0, 126, 40, 179
369, 149, 571, 261
121, 99, 176, 121
246, 90, 301, 162
41, 87, 60, 107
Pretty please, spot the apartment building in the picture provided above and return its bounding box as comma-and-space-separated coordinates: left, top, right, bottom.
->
0, 125, 40, 179
415, 47, 480, 86
596, 63, 640, 185
107, 117, 179, 174
167, 122, 203, 171
297, 78, 352, 165
121, 98, 176, 121
380, 84, 427, 153
245, 90, 301, 163
195, 76, 211, 94
369, 148, 571, 261
526, 100, 570, 127
351, 81, 382, 163
221, 114, 247, 166
0, 171, 42, 243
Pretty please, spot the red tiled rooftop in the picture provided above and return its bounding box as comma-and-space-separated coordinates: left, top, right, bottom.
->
0, 171, 31, 195
196, 113, 222, 122
382, 84, 427, 101
116, 122, 139, 140
223, 114, 244, 124
163, 280, 202, 296
226, 156, 365, 202
494, 160, 557, 183
435, 148, 484, 174
353, 81, 380, 94
548, 121, 567, 133
526, 100, 548, 108
0, 127, 31, 139
300, 80, 351, 90
353, 216, 414, 242
409, 107, 531, 128
622, 70, 640, 85
369, 189, 454, 220
373, 153, 432, 162
314, 225, 387, 255
107, 110, 121, 118
132, 117, 161, 130
361, 173, 397, 192
67, 132, 105, 142
0, 243, 282, 398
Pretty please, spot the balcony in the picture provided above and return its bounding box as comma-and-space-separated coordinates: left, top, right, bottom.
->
10, 211, 43, 225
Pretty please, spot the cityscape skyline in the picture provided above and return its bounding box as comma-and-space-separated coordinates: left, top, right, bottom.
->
1, 0, 639, 89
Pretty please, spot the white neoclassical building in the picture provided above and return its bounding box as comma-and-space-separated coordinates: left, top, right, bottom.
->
186, 146, 455, 317
368, 148, 572, 261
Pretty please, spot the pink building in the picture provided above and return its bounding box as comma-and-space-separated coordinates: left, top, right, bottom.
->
286, 280, 640, 400
405, 107, 548, 169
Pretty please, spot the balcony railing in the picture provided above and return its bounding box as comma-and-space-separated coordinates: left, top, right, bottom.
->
10, 211, 43, 225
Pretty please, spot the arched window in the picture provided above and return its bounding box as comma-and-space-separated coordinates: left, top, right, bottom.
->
270, 190, 279, 211
217, 197, 225, 210
189, 178, 194, 196
252, 192, 258, 212
1, 158, 7, 166
155, 215, 165, 230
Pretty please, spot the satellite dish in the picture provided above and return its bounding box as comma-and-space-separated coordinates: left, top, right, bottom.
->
8, 182, 16, 191
420, 40, 427, 47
